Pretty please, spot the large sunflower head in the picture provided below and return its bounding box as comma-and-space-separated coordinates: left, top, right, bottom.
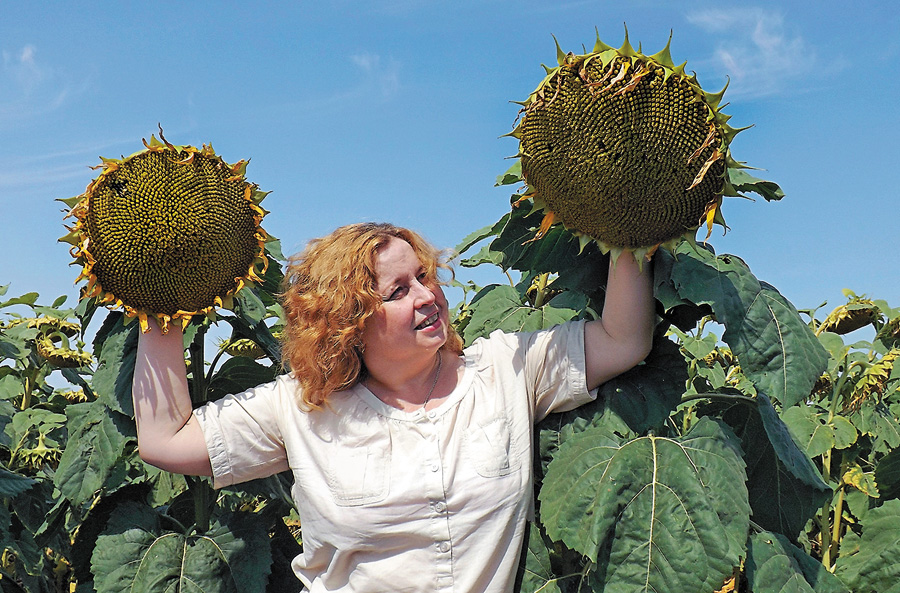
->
60, 129, 269, 333
508, 29, 757, 260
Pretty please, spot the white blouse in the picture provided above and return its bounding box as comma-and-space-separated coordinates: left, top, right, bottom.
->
193, 320, 594, 592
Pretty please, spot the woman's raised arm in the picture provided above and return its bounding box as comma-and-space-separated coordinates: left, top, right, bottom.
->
132, 321, 212, 476
584, 251, 655, 391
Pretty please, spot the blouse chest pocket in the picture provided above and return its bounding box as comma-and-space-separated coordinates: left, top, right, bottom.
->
324, 446, 391, 506
465, 415, 520, 478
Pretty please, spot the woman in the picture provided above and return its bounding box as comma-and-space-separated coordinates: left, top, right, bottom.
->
133, 222, 655, 592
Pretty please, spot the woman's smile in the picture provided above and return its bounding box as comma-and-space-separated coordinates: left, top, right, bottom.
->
415, 311, 440, 331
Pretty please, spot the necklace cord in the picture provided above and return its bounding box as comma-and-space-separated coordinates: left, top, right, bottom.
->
363, 352, 443, 409
422, 353, 443, 408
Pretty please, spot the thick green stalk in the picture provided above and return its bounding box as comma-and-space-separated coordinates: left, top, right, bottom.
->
21, 373, 34, 410
818, 361, 862, 568
192, 477, 214, 535
826, 482, 846, 568
533, 273, 551, 308
188, 325, 209, 406
187, 325, 213, 533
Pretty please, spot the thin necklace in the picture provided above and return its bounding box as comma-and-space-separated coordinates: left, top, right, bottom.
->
364, 352, 443, 410
422, 353, 443, 409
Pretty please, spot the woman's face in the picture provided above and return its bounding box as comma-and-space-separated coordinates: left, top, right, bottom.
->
361, 237, 449, 365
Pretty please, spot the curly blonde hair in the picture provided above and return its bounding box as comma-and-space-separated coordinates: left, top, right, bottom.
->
280, 222, 464, 408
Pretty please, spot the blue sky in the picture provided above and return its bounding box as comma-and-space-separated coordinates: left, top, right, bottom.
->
2, 1, 898, 321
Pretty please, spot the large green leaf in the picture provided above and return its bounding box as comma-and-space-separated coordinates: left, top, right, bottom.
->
487, 204, 609, 295
455, 216, 510, 265
92, 502, 272, 593
91, 316, 139, 416
54, 401, 132, 507
495, 161, 523, 186
141, 464, 190, 508
0, 524, 42, 579
781, 404, 858, 458
850, 401, 900, 454
0, 292, 39, 309
70, 484, 153, 583
0, 375, 23, 404
0, 463, 35, 497
0, 323, 35, 362
875, 446, 900, 500
540, 417, 749, 592
834, 498, 900, 593
727, 168, 785, 203
461, 284, 583, 345
669, 243, 827, 408
516, 522, 564, 593
596, 338, 687, 434
746, 531, 849, 593
253, 247, 285, 308
11, 478, 57, 537
534, 339, 684, 480
232, 288, 267, 327
536, 390, 635, 483
206, 357, 279, 404
720, 394, 830, 538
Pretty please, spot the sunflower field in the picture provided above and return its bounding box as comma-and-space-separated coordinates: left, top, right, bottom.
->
3, 176, 900, 591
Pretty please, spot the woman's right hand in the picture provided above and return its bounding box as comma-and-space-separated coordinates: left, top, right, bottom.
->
132, 320, 213, 476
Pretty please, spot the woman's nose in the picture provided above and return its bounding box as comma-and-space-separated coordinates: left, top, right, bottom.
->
413, 280, 436, 306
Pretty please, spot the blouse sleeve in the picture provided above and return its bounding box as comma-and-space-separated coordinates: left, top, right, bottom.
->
469, 320, 596, 423
192, 375, 292, 489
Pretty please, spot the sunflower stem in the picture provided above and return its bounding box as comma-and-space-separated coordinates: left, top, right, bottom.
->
188, 325, 209, 406
207, 343, 228, 382
827, 476, 847, 567
533, 273, 551, 308
21, 373, 34, 411
186, 324, 214, 533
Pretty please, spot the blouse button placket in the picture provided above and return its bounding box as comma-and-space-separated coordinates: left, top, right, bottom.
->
422, 413, 453, 590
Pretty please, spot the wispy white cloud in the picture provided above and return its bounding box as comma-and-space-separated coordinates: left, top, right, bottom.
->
686, 8, 820, 99
3, 45, 45, 93
264, 50, 403, 118
350, 52, 400, 98
0, 44, 84, 125
0, 135, 166, 193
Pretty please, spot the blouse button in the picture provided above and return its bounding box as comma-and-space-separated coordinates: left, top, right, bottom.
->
434, 501, 447, 513
430, 462, 440, 472
438, 541, 451, 553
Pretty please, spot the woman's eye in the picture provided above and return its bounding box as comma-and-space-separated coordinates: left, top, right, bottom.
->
385, 287, 407, 301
